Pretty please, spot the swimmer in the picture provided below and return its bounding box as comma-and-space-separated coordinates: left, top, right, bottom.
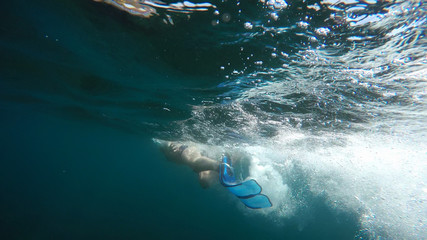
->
158, 141, 220, 188
156, 139, 273, 208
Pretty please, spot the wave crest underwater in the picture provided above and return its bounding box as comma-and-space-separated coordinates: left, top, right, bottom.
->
2, 0, 426, 239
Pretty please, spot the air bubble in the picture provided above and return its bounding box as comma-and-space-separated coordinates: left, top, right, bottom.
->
244, 22, 253, 30
222, 13, 231, 22
270, 12, 279, 21
315, 27, 330, 36
297, 21, 309, 29
266, 0, 288, 10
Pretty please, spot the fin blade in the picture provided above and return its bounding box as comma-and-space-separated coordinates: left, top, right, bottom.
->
239, 194, 273, 209
225, 179, 262, 197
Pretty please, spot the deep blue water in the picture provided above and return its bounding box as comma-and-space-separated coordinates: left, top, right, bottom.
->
1, 0, 426, 239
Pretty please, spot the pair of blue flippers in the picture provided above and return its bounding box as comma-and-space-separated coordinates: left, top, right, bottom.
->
219, 155, 272, 209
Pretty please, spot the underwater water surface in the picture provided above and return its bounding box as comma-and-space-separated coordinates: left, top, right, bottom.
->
1, 0, 426, 239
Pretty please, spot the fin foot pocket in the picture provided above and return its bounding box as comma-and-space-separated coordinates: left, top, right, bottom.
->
220, 155, 272, 209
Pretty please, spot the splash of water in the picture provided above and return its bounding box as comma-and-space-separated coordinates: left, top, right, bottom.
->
86, 0, 427, 238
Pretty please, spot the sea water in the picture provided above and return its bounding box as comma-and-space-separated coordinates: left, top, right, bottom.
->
0, 0, 426, 239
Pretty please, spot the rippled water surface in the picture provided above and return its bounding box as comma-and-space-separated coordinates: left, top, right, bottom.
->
1, 0, 426, 239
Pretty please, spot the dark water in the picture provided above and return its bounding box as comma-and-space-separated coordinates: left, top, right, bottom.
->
1, 0, 426, 239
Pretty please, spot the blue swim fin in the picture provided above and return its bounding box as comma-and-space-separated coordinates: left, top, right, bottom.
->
219, 154, 272, 209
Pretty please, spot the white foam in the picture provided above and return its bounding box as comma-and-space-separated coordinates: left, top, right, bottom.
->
247, 147, 295, 217
243, 129, 427, 239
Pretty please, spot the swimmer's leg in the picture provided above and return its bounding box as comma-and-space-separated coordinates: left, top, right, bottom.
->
164, 142, 220, 172
155, 140, 219, 171
190, 156, 220, 172
198, 170, 219, 189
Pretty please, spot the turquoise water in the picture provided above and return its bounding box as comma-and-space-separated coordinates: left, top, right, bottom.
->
1, 0, 426, 239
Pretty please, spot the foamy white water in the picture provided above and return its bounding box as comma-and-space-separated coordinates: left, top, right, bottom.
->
244, 127, 427, 239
